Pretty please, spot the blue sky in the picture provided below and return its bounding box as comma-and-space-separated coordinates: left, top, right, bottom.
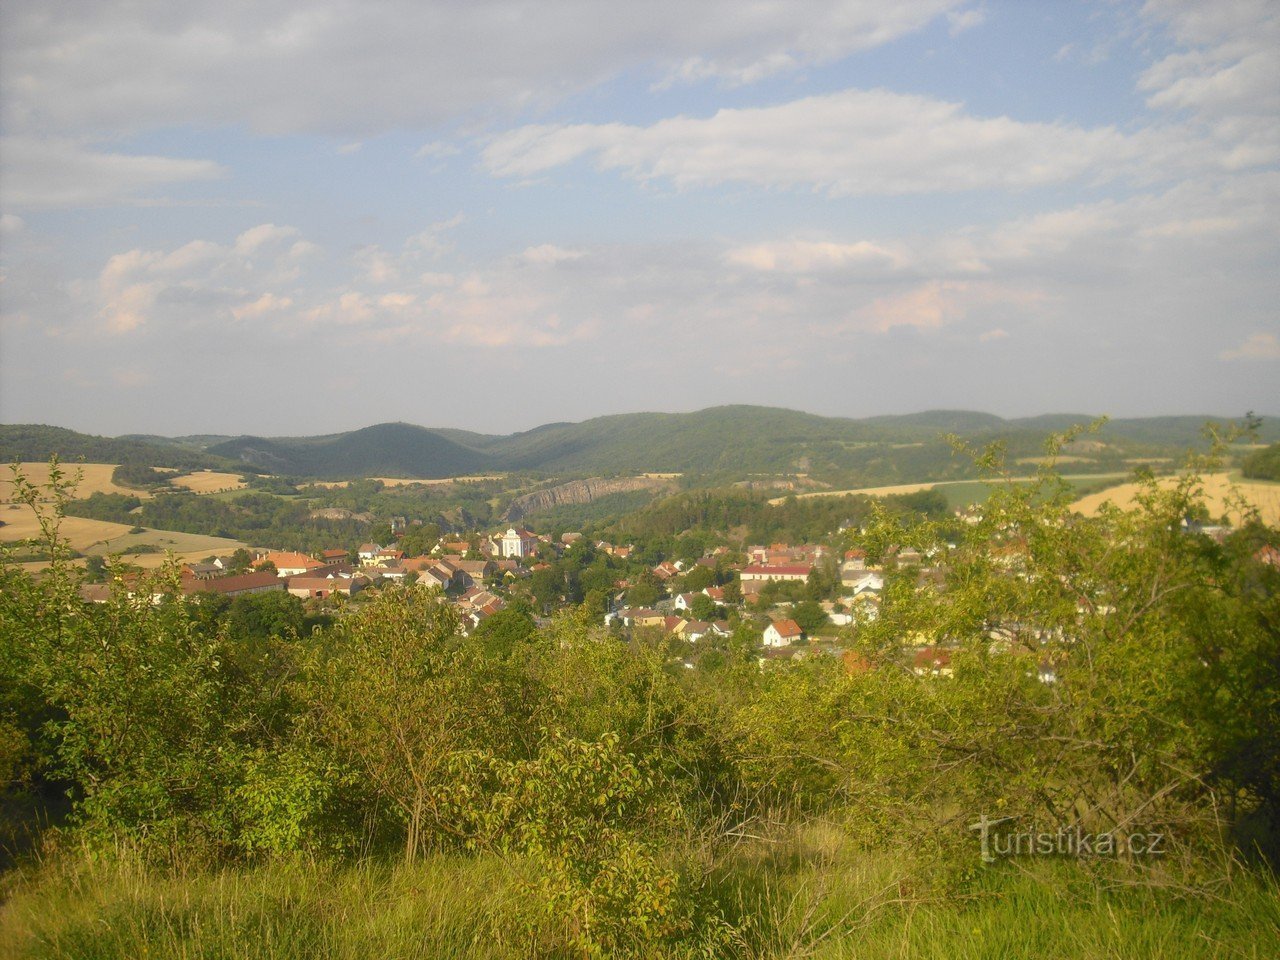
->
1, 0, 1276, 436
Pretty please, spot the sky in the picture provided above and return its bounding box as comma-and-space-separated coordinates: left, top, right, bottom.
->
0, 0, 1277, 437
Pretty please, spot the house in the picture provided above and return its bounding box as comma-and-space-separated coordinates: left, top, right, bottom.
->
255, 551, 326, 578
673, 592, 698, 612
652, 561, 680, 580
912, 647, 954, 677
845, 571, 884, 595
452, 559, 495, 587
740, 564, 812, 583
182, 570, 285, 598
321, 549, 350, 564
357, 543, 383, 566
1256, 545, 1280, 568
500, 527, 538, 558
763, 618, 803, 647
182, 562, 222, 580
676, 619, 713, 642
843, 548, 867, 570
287, 574, 367, 600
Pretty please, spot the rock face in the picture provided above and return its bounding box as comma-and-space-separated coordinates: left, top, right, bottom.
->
505, 476, 673, 522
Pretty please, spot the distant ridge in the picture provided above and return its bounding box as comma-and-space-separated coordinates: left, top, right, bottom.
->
5, 407, 1276, 482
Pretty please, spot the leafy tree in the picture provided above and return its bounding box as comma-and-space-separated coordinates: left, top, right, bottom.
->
790, 600, 827, 635
689, 593, 718, 621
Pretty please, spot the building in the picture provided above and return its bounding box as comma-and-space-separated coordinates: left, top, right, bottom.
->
500, 527, 538, 558
740, 564, 812, 583
763, 619, 803, 647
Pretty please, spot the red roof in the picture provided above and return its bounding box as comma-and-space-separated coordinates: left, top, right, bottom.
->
743, 564, 812, 576
769, 618, 803, 638
183, 571, 283, 596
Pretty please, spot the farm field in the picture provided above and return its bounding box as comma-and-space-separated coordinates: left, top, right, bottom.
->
1072, 471, 1280, 526
305, 474, 506, 489
170, 470, 247, 494
0, 504, 247, 572
773, 473, 1128, 508
1, 462, 151, 502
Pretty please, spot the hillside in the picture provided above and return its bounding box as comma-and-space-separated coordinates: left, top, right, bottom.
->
0, 425, 219, 470
7, 407, 1276, 483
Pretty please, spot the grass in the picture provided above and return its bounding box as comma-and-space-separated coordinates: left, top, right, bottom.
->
777, 474, 1130, 510
1, 463, 149, 503
2, 835, 1276, 960
170, 471, 248, 494
0, 505, 247, 572
1072, 471, 1280, 526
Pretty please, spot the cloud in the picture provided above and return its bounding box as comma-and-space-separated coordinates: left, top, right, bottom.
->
1219, 332, 1280, 361
482, 89, 1148, 195
725, 239, 907, 273
92, 223, 312, 333
1, 1, 963, 138
979, 327, 1009, 342
946, 6, 986, 37
415, 141, 461, 160
521, 244, 586, 265
1, 136, 225, 208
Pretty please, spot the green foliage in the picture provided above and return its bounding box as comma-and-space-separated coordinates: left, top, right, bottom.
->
445, 732, 725, 956
1242, 442, 1280, 481
111, 462, 171, 489
4, 444, 1280, 953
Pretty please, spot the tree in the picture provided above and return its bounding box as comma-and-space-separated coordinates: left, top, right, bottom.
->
681, 565, 716, 592
790, 599, 827, 635
308, 588, 468, 861
689, 593, 718, 622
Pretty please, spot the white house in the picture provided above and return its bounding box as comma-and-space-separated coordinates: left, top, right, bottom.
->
500, 527, 538, 558
763, 618, 803, 648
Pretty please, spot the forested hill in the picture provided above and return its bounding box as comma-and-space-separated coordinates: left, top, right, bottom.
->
5, 407, 1276, 482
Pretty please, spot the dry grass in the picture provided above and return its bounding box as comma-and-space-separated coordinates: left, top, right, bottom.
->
1, 463, 151, 502
170, 470, 247, 494
1015, 455, 1095, 466
1072, 472, 1280, 526
304, 475, 505, 489
0, 504, 246, 571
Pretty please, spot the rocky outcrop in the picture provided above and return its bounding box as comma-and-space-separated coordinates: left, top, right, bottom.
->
505, 476, 673, 521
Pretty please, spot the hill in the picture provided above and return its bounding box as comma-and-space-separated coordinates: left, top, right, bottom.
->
0, 425, 218, 470
8, 408, 1277, 483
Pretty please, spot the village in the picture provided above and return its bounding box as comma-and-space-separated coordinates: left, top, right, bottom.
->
78, 520, 948, 667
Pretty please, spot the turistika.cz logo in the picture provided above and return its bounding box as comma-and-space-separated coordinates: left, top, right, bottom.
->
968, 813, 1165, 863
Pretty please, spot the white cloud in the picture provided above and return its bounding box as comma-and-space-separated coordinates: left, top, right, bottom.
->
0, 214, 25, 235
92, 224, 312, 333
415, 141, 461, 160
1, 1, 963, 138
725, 239, 907, 273
521, 244, 586, 265
482, 89, 1148, 195
946, 6, 986, 37
1, 136, 225, 209
1219, 332, 1280, 361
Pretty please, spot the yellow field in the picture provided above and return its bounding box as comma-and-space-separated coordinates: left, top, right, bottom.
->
1, 462, 151, 502
304, 475, 505, 489
770, 481, 945, 504
1015, 456, 1095, 466
171, 470, 247, 494
1071, 472, 1280, 526
1, 503, 247, 572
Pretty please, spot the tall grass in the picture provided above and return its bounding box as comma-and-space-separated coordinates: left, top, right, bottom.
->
3, 833, 1277, 959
